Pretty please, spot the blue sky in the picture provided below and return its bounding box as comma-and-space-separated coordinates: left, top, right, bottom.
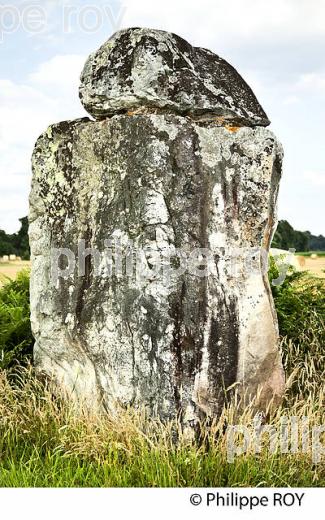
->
0, 0, 324, 235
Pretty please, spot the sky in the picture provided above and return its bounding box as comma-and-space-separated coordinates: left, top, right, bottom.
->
0, 0, 324, 235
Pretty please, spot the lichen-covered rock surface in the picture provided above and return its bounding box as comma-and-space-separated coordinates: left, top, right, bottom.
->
79, 28, 270, 127
30, 28, 284, 425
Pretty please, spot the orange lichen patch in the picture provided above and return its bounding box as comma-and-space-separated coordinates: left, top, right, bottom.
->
225, 125, 241, 133
126, 107, 146, 116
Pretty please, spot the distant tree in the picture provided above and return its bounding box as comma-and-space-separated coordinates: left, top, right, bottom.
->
272, 220, 324, 252
0, 217, 30, 259
272, 220, 297, 250
0, 230, 15, 256
308, 233, 325, 251
16, 217, 30, 260
293, 230, 309, 252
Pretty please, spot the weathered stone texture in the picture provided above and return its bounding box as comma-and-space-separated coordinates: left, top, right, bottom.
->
30, 28, 285, 424
79, 28, 270, 126
30, 113, 284, 421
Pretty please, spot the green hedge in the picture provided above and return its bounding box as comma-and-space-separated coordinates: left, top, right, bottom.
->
0, 271, 33, 370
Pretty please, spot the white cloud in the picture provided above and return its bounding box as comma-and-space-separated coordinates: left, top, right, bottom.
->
303, 170, 325, 187
0, 54, 87, 233
121, 0, 325, 48
282, 95, 300, 106
296, 73, 325, 92
28, 54, 85, 94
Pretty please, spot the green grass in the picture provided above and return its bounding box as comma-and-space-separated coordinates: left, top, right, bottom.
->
0, 266, 324, 487
296, 251, 325, 257
0, 367, 324, 487
0, 447, 322, 487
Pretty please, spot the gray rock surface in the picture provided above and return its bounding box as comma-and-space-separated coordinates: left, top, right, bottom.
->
79, 28, 270, 127
30, 29, 285, 425
30, 113, 284, 422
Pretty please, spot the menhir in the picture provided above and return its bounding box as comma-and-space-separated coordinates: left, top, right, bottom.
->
29, 28, 285, 426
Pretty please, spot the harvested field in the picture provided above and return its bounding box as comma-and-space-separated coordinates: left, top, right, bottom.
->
296, 255, 325, 278
0, 261, 30, 286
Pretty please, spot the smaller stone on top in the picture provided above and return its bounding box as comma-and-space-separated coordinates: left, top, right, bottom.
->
79, 27, 270, 127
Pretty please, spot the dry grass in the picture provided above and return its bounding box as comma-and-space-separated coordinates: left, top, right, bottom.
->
0, 261, 31, 286
302, 256, 325, 278
0, 355, 324, 487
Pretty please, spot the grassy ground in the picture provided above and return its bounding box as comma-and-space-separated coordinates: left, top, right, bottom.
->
0, 268, 324, 487
296, 252, 325, 257
0, 363, 324, 487
0, 261, 30, 286
296, 252, 325, 277
300, 256, 325, 278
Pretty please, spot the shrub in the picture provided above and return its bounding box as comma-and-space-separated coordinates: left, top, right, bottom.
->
269, 257, 325, 343
0, 271, 33, 370
269, 256, 325, 399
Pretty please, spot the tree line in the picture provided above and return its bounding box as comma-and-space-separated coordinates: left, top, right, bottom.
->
272, 220, 325, 252
0, 217, 30, 260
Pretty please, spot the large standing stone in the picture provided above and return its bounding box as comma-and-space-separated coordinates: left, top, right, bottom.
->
29, 29, 285, 425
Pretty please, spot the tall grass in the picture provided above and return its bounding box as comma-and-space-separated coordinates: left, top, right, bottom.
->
0, 265, 324, 487
0, 366, 324, 487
